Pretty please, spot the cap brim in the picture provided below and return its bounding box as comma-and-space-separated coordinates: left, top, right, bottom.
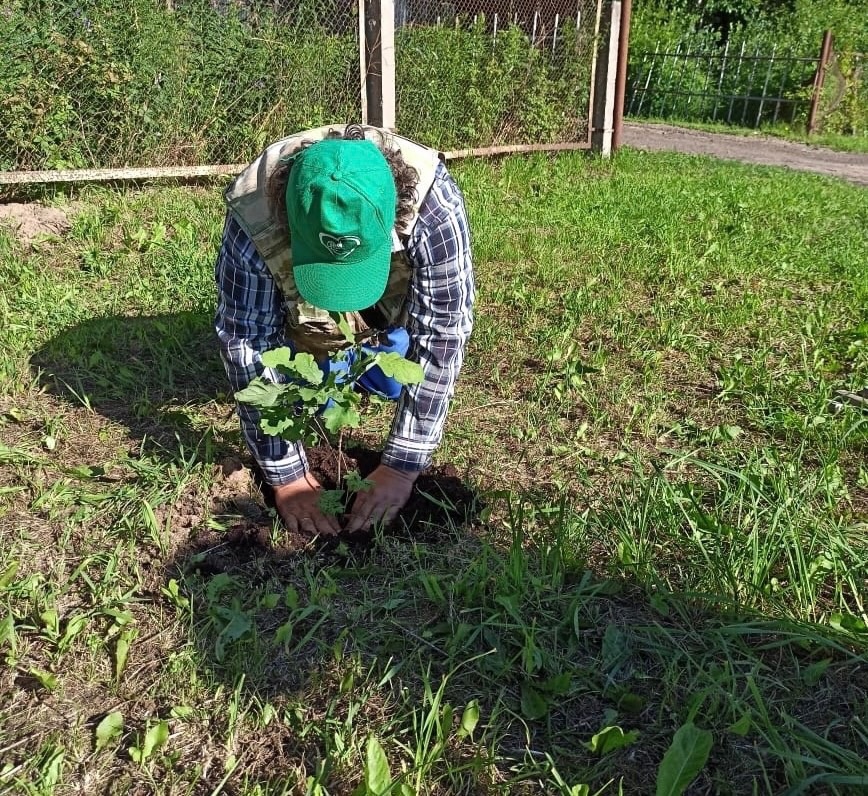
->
292, 246, 391, 312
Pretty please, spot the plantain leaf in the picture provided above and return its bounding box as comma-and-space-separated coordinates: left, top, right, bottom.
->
95, 711, 124, 751
458, 699, 480, 739
520, 682, 549, 720
372, 352, 424, 385
655, 722, 713, 796
363, 735, 392, 795
584, 725, 640, 755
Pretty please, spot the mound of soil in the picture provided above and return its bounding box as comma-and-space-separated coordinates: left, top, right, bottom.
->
0, 203, 71, 245
186, 445, 481, 573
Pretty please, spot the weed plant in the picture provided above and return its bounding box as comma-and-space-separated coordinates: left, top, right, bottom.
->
0, 152, 866, 792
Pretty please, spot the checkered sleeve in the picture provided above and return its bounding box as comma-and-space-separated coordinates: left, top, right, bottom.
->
214, 214, 309, 485
381, 163, 475, 472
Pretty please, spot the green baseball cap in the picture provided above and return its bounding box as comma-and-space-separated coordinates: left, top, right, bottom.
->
286, 138, 397, 312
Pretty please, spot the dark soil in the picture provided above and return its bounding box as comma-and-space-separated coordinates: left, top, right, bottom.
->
181, 445, 482, 576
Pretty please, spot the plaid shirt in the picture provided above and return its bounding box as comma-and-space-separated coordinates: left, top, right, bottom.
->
215, 162, 475, 485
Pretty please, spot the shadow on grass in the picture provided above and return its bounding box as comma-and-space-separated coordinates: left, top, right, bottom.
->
29, 310, 229, 454
162, 487, 868, 795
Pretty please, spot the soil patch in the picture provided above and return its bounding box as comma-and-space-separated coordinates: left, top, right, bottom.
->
178, 447, 481, 576
0, 202, 71, 245
623, 122, 868, 186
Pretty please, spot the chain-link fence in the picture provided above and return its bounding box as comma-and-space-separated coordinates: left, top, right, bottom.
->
394, 0, 602, 150
0, 0, 361, 172
0, 0, 609, 178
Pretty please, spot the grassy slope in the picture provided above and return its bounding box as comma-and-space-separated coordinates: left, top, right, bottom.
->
0, 151, 866, 794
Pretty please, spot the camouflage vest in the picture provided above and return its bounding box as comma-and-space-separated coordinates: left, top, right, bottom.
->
223, 125, 442, 358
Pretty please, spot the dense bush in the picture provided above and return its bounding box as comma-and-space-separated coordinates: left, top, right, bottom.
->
627, 0, 867, 133
0, 2, 596, 171
0, 0, 359, 170
396, 18, 594, 150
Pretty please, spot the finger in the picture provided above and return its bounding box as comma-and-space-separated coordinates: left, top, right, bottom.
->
312, 513, 340, 537
299, 516, 318, 538
282, 514, 299, 535
346, 497, 375, 533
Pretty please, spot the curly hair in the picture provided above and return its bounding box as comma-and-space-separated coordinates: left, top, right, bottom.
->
266, 124, 420, 234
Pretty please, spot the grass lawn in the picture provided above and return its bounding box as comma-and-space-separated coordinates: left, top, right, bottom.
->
0, 150, 866, 794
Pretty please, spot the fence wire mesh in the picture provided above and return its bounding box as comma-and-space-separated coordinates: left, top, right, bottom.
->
394, 0, 602, 150
0, 0, 361, 172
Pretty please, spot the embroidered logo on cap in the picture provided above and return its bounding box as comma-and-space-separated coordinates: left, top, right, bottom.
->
319, 232, 361, 259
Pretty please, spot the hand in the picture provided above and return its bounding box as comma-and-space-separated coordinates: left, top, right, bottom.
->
345, 464, 418, 534
273, 474, 341, 539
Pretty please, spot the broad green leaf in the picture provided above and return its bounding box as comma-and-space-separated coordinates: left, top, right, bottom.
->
260, 347, 295, 370
322, 404, 361, 434
829, 612, 867, 634
655, 721, 713, 796
235, 379, 284, 408
169, 705, 193, 719
520, 682, 549, 720
95, 711, 124, 750
363, 735, 392, 795
260, 412, 304, 439
372, 352, 424, 385
130, 720, 169, 764
458, 699, 480, 738
570, 787, 590, 796
284, 352, 325, 385
584, 725, 640, 755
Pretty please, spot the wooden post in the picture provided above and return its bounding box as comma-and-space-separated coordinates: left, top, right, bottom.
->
380, 0, 396, 129
591, 0, 621, 156
612, 0, 631, 150
807, 30, 833, 136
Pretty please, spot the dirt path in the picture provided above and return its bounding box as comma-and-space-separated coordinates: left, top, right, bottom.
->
623, 122, 868, 187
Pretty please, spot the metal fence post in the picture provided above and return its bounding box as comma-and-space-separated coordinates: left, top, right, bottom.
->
591, 0, 622, 156
361, 0, 396, 129
612, 0, 632, 150
807, 30, 833, 135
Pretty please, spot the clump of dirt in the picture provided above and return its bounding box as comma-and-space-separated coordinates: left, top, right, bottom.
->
0, 203, 71, 245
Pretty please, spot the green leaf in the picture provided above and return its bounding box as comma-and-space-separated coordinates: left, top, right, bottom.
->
458, 699, 480, 739
344, 471, 373, 494
318, 490, 346, 517
655, 721, 713, 796
29, 667, 58, 691
115, 628, 136, 681
322, 404, 361, 434
726, 713, 751, 737
0, 560, 19, 589
234, 379, 284, 408
260, 412, 304, 439
130, 720, 169, 764
214, 607, 252, 662
0, 613, 16, 655
362, 735, 392, 795
520, 682, 549, 720
95, 711, 124, 751
829, 612, 868, 634
329, 311, 356, 345
283, 352, 325, 385
801, 658, 832, 686
372, 352, 424, 385
584, 725, 640, 755
260, 346, 295, 370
